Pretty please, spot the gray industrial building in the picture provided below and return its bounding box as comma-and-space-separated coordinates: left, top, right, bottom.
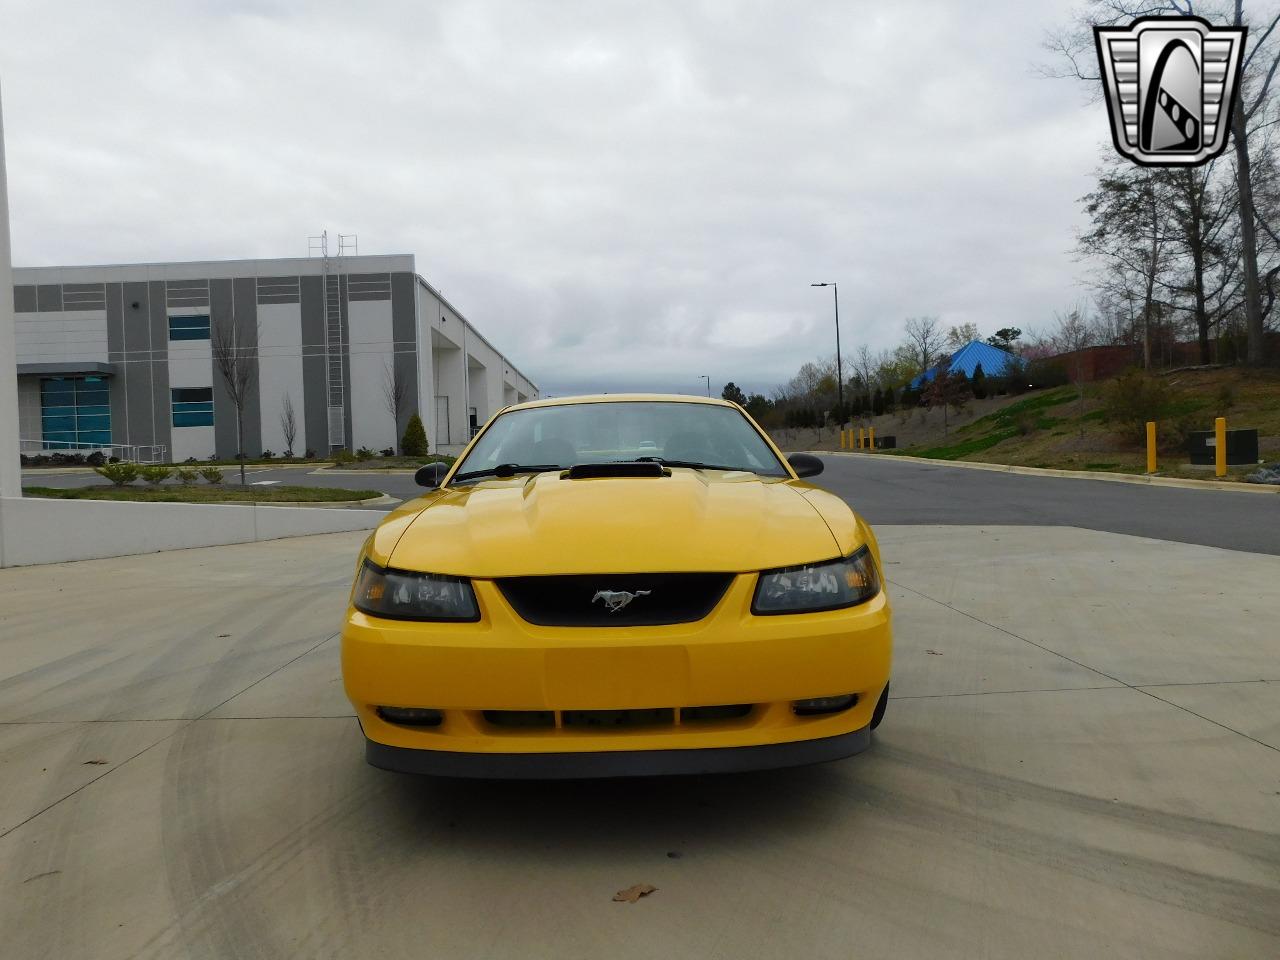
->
12, 251, 537, 461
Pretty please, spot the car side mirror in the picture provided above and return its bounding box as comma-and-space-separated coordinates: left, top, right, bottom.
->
787, 453, 824, 479
414, 462, 451, 488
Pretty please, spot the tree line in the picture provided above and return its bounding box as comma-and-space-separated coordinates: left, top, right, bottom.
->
1047, 0, 1280, 368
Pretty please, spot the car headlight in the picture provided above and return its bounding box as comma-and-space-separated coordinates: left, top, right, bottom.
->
352, 560, 480, 621
752, 545, 880, 615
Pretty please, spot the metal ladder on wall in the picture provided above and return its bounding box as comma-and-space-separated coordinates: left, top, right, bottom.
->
309, 231, 358, 450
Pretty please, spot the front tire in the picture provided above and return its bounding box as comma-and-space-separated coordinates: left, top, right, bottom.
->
870, 682, 889, 729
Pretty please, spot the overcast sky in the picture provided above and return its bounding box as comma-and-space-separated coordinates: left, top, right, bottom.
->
0, 0, 1101, 397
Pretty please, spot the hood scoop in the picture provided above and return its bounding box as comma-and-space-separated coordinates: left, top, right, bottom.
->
563, 461, 670, 480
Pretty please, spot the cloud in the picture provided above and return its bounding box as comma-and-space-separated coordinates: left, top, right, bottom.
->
1, 0, 1098, 397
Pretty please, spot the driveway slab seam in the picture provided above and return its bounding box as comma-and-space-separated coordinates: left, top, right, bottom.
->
888, 577, 1280, 755
0, 630, 341, 841
891, 679, 1279, 700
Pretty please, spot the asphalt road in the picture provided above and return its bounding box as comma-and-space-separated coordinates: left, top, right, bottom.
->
816, 454, 1280, 555
24, 457, 1280, 554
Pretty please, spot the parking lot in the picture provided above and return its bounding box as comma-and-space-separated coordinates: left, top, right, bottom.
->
3, 456, 1278, 959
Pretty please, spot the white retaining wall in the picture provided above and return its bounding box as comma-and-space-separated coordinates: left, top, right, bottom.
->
0, 497, 380, 568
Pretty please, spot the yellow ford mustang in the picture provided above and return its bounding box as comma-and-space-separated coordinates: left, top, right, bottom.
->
342, 394, 891, 778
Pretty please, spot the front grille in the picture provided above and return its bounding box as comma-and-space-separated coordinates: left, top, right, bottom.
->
480, 704, 756, 731
495, 572, 734, 626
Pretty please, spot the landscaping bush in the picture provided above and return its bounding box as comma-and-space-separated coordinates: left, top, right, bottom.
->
199, 467, 224, 484
139, 465, 173, 486
401, 413, 429, 457
1102, 370, 1174, 442
94, 462, 140, 486
86, 451, 106, 467
305, 448, 317, 459
333, 449, 356, 464
261, 449, 275, 459
355, 446, 377, 460
1217, 382, 1236, 412
175, 467, 199, 485
380, 447, 395, 458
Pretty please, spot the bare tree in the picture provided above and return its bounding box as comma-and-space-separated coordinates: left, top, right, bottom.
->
945, 322, 981, 350
1051, 306, 1097, 437
382, 360, 408, 452
211, 314, 256, 485
1046, 0, 1280, 365
903, 316, 944, 374
922, 363, 968, 438
279, 392, 298, 458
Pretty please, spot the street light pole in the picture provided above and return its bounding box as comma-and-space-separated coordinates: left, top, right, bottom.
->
811, 282, 843, 421
701, 375, 711, 397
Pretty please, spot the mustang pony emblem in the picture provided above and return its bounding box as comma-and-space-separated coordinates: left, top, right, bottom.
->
592, 589, 651, 613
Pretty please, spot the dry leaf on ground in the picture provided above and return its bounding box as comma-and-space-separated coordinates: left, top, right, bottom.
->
613, 884, 657, 903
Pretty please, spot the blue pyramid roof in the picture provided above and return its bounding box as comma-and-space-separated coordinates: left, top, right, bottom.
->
910, 340, 1015, 389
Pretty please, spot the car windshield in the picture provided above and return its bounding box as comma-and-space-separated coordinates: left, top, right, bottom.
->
452, 401, 788, 480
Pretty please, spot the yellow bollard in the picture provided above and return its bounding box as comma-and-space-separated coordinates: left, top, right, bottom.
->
1145, 421, 1157, 474
857, 428, 865, 450
1215, 416, 1227, 477
868, 426, 876, 451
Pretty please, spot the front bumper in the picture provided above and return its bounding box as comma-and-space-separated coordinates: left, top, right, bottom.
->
364, 726, 871, 779
342, 574, 891, 768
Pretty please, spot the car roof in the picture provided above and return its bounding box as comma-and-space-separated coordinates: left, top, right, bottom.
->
502, 393, 737, 413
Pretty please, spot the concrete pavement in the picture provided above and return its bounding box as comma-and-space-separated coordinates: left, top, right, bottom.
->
1, 525, 1277, 959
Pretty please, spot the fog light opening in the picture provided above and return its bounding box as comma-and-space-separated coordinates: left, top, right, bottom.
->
793, 694, 858, 716
377, 706, 444, 727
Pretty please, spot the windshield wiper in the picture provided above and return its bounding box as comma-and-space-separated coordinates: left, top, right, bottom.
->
451, 463, 562, 483
634, 457, 745, 472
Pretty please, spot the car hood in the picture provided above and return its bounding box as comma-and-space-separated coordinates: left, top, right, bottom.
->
376, 469, 854, 577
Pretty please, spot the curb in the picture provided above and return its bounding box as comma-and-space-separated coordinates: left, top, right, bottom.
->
214, 494, 400, 508
312, 467, 419, 476
24, 493, 397, 509
816, 451, 1280, 494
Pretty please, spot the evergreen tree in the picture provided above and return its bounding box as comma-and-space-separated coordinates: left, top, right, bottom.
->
971, 362, 988, 400
401, 413, 429, 457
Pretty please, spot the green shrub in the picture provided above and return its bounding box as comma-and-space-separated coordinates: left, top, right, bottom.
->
139, 465, 173, 486
175, 467, 199, 485
199, 467, 224, 484
355, 446, 377, 460
1217, 382, 1236, 412
1101, 370, 1174, 443
94, 462, 140, 486
401, 413, 429, 457
333, 449, 356, 464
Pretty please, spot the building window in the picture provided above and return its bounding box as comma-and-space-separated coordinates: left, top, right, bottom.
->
169, 314, 210, 340
172, 387, 214, 427
40, 376, 112, 449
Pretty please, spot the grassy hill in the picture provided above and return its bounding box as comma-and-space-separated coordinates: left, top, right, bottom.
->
774, 367, 1280, 481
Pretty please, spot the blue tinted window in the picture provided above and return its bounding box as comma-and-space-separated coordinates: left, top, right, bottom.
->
169, 315, 210, 340
39, 376, 112, 449
171, 387, 214, 427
